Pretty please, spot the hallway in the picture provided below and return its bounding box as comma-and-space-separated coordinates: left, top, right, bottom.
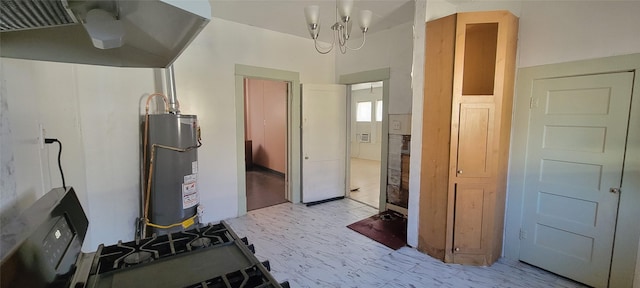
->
349, 157, 381, 208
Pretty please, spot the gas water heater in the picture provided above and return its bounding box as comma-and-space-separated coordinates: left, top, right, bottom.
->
143, 113, 200, 236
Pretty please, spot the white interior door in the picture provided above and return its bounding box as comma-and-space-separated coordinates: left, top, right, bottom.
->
519, 72, 633, 287
301, 84, 347, 203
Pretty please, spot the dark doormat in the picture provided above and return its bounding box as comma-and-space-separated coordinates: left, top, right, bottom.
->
347, 210, 407, 250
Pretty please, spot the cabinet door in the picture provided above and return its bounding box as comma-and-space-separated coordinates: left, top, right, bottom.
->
452, 183, 490, 255
455, 102, 495, 178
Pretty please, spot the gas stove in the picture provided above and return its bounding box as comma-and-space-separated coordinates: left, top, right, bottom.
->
1, 187, 289, 288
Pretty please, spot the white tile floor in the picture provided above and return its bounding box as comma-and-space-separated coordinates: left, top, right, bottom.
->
226, 199, 587, 288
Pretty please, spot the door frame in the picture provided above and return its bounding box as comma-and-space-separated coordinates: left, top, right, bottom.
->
234, 65, 301, 216
339, 68, 390, 212
504, 53, 640, 287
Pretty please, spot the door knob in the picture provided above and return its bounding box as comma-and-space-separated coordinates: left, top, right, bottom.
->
610, 187, 621, 194
457, 170, 463, 174
454, 247, 460, 252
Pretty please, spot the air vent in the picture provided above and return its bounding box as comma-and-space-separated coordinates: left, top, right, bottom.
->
1, 0, 77, 32
0, 0, 211, 68
359, 133, 370, 143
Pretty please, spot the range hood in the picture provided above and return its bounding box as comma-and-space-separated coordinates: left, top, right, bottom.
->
0, 0, 211, 68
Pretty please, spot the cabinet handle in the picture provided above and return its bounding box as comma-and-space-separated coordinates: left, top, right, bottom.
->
454, 247, 460, 252
457, 170, 463, 174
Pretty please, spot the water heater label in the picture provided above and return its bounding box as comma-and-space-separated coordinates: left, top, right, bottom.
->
184, 174, 197, 183
192, 161, 198, 174
182, 181, 199, 209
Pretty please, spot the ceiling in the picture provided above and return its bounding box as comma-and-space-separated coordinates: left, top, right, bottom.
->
210, 0, 416, 40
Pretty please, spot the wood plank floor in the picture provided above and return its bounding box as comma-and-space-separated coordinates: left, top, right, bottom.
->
226, 199, 587, 288
349, 157, 380, 208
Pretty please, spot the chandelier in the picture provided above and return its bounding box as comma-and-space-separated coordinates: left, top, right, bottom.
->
304, 0, 372, 54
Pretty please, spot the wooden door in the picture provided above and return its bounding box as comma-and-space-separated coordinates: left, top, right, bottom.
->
519, 72, 633, 287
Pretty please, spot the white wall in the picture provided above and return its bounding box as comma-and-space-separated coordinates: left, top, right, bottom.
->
425, 0, 456, 21
1, 59, 159, 249
336, 21, 414, 115
0, 17, 334, 249
517, 1, 640, 67
1, 60, 97, 248
0, 61, 19, 229
76, 66, 158, 249
408, 0, 640, 283
407, 0, 427, 249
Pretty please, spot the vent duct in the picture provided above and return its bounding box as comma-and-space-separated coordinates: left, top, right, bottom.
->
165, 65, 180, 114
0, 0, 77, 31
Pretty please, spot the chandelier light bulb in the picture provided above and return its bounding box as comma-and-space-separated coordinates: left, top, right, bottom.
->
304, 5, 320, 25
359, 10, 372, 32
338, 0, 354, 22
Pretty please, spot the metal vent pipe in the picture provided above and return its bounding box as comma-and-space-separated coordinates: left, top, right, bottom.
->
165, 65, 180, 114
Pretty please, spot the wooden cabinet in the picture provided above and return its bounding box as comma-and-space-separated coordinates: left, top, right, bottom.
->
418, 11, 518, 266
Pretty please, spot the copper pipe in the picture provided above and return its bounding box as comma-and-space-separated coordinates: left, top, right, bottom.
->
141, 93, 168, 238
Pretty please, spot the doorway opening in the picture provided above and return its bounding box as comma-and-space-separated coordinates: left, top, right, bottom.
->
339, 68, 390, 213
234, 65, 301, 216
348, 81, 383, 208
243, 78, 289, 211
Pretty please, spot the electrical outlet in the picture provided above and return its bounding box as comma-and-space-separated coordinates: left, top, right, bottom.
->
197, 205, 205, 222
392, 120, 401, 130
38, 124, 45, 149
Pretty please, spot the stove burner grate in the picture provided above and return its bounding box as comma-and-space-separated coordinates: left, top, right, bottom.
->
189, 237, 212, 249
123, 251, 154, 265
93, 223, 235, 274
87, 222, 289, 287
185, 264, 289, 288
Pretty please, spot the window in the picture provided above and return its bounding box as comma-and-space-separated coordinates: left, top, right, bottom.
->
376, 100, 383, 122
356, 101, 372, 122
